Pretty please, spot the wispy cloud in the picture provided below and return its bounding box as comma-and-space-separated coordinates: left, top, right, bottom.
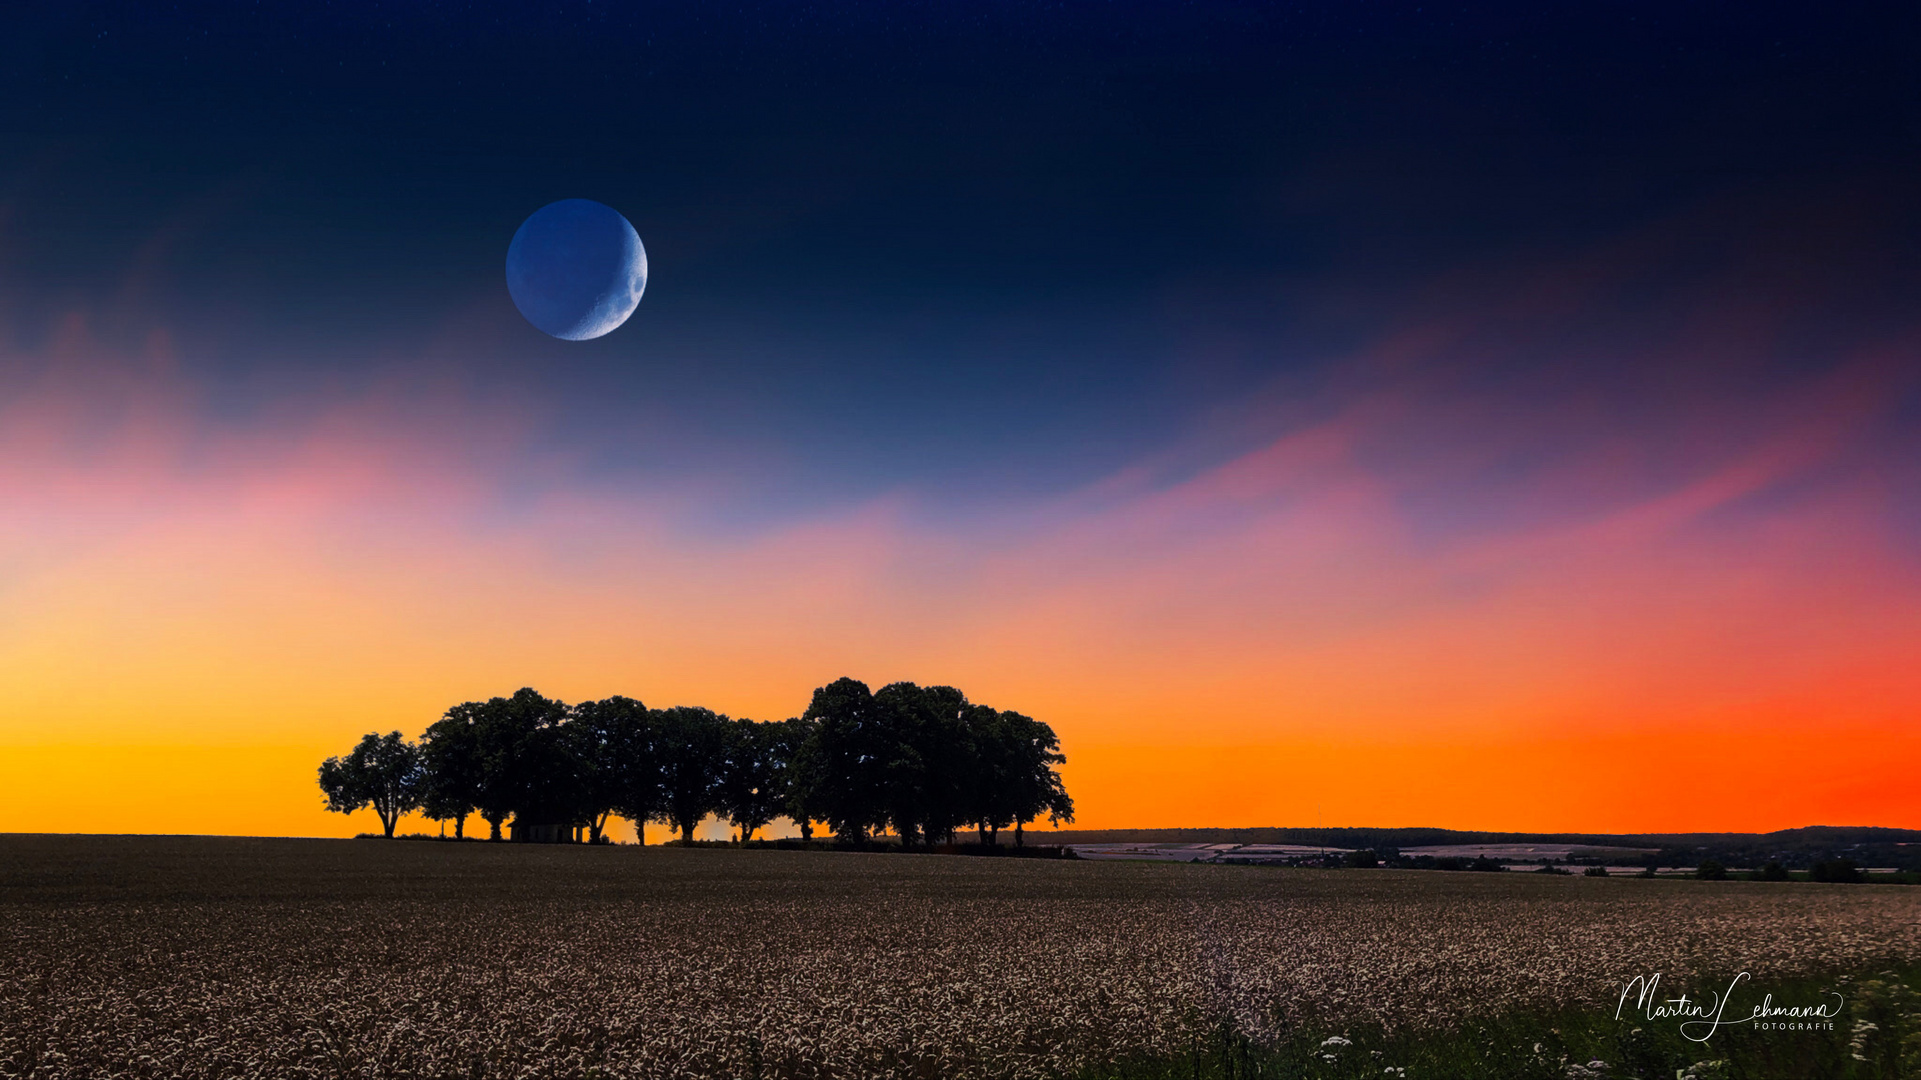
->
3, 237, 1918, 835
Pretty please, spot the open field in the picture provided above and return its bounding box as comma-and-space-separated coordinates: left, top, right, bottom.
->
1, 836, 1916, 1079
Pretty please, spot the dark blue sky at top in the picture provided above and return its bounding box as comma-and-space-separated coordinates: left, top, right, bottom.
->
4, 2, 1919, 518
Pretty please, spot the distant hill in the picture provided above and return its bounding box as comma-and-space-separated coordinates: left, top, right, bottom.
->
1037, 826, 1921, 870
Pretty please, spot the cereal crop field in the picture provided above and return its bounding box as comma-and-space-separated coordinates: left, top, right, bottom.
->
1, 836, 1914, 1079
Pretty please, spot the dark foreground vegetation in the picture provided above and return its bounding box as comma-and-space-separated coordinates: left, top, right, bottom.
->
320, 676, 1073, 847
1080, 963, 1921, 1080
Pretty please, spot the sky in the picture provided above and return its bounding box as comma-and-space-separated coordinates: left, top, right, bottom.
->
2, 2, 1919, 838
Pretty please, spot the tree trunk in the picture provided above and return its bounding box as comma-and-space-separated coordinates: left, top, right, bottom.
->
988, 824, 999, 846
799, 819, 814, 841
977, 823, 986, 844
1015, 819, 1024, 847
454, 812, 467, 840
680, 817, 696, 845
488, 816, 502, 841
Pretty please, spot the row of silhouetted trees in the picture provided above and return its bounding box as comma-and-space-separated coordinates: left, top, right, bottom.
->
318, 677, 1074, 846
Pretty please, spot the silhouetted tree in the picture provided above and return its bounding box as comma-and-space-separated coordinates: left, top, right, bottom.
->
869, 682, 936, 848
1758, 860, 1791, 881
653, 706, 731, 844
517, 714, 581, 840
1000, 711, 1073, 845
883, 682, 977, 847
774, 716, 820, 840
966, 706, 1020, 845
418, 705, 485, 838
470, 688, 571, 840
717, 718, 786, 843
568, 696, 653, 843
799, 678, 890, 844
318, 731, 422, 838
573, 696, 661, 844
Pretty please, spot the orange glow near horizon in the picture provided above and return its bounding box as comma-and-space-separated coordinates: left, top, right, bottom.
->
3, 316, 1919, 838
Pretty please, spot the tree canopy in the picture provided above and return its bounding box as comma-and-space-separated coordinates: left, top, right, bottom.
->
317, 731, 421, 839
317, 679, 1073, 846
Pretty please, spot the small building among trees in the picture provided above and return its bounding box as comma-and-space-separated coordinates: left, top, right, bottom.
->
508, 819, 577, 843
